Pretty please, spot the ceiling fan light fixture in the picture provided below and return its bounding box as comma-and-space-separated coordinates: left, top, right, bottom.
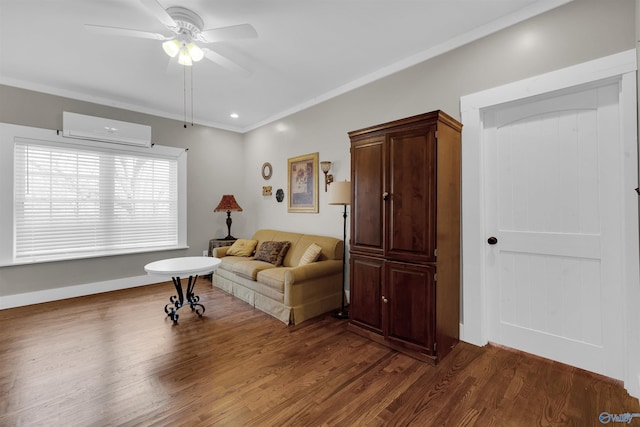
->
178, 49, 193, 66
187, 43, 204, 62
162, 39, 181, 57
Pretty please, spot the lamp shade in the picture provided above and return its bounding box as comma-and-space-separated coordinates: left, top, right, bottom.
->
328, 181, 351, 205
187, 42, 204, 62
214, 195, 243, 212
162, 39, 180, 57
178, 49, 193, 66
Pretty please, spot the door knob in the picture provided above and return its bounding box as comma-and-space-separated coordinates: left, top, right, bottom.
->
382, 192, 389, 201
382, 296, 389, 303
487, 236, 498, 245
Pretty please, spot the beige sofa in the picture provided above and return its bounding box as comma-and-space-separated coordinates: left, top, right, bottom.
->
211, 229, 344, 325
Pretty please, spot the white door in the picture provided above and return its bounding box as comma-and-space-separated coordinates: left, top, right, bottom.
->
483, 81, 625, 380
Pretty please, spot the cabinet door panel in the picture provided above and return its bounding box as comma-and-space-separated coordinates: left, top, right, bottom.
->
350, 254, 384, 333
386, 126, 437, 263
351, 137, 385, 254
385, 261, 435, 353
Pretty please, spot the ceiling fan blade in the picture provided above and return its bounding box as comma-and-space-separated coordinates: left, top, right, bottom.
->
201, 48, 251, 77
85, 24, 171, 41
199, 24, 258, 43
139, 0, 176, 28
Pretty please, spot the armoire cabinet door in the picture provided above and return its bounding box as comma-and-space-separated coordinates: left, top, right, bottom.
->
349, 254, 384, 334
386, 125, 437, 263
350, 137, 385, 255
384, 261, 436, 354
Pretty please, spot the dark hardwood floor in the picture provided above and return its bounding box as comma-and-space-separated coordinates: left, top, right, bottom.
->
1, 279, 638, 426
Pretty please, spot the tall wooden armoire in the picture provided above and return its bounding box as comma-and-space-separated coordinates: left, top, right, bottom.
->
347, 110, 462, 364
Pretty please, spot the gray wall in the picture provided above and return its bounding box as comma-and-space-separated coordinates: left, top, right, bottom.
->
0, 86, 245, 295
243, 0, 634, 231
0, 0, 634, 299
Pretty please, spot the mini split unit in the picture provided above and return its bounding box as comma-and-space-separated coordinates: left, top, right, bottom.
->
62, 112, 152, 148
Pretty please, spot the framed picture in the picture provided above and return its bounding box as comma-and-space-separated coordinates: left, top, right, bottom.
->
287, 152, 319, 213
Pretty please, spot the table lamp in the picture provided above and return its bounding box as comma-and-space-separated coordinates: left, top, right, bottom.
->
214, 195, 243, 240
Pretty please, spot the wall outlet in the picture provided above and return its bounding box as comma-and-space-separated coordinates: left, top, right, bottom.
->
202, 250, 208, 257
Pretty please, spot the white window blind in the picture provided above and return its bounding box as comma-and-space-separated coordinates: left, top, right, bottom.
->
14, 141, 179, 262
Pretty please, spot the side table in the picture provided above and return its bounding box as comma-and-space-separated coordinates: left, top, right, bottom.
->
208, 238, 237, 256
207, 238, 236, 280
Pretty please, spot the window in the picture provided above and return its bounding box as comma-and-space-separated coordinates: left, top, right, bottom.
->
0, 123, 187, 265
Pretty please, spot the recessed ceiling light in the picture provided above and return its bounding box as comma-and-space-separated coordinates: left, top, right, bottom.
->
230, 113, 239, 118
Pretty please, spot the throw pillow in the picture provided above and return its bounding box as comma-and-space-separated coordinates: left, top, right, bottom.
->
275, 241, 291, 267
298, 243, 323, 266
226, 239, 258, 257
254, 241, 291, 266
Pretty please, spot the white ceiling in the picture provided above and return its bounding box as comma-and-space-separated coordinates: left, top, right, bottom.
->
0, 0, 568, 133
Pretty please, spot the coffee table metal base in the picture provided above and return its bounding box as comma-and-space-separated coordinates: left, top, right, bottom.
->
164, 275, 205, 323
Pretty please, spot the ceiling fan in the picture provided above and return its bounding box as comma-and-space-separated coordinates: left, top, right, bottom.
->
85, 0, 257, 75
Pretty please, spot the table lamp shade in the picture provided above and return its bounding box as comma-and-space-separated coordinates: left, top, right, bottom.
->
328, 181, 351, 205
214, 195, 243, 212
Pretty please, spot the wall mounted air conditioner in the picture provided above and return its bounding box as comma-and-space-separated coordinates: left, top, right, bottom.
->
62, 112, 152, 148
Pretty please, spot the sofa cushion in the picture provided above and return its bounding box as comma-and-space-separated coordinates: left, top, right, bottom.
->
298, 243, 323, 266
288, 235, 343, 266
226, 239, 258, 257
218, 255, 253, 272
233, 260, 275, 281
257, 267, 287, 293
254, 241, 291, 266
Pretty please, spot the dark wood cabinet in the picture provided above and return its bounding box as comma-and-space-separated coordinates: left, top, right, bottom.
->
347, 111, 462, 364
349, 253, 384, 334
351, 136, 385, 255
385, 261, 436, 353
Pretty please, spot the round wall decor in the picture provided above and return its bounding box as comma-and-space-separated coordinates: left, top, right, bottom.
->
261, 162, 273, 180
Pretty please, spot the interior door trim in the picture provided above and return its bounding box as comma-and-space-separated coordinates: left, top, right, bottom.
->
459, 49, 639, 397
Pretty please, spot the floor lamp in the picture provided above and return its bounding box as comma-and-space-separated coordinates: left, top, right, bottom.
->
328, 181, 351, 319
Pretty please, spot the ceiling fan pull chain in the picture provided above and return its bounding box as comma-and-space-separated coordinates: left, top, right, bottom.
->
183, 65, 187, 128
191, 66, 194, 127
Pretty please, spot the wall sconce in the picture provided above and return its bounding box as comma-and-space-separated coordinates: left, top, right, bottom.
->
320, 161, 333, 192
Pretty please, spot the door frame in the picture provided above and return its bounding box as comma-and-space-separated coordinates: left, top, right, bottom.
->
460, 49, 640, 397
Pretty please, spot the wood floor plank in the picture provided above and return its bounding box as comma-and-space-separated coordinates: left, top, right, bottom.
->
1, 280, 638, 426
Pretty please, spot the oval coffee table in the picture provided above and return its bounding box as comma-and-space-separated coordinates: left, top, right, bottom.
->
145, 256, 221, 323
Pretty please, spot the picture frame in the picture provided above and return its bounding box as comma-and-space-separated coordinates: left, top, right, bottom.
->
261, 162, 272, 180
287, 152, 319, 213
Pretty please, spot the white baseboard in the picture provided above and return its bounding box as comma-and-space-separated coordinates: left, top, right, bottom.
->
0, 275, 160, 310
3, 282, 351, 311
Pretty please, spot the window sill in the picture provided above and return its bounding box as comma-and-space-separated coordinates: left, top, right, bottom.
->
0, 245, 190, 267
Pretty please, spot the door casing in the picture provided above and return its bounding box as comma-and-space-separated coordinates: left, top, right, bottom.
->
460, 49, 639, 397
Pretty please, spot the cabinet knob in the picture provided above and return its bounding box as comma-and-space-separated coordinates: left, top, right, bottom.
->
382, 192, 389, 201
382, 296, 389, 303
